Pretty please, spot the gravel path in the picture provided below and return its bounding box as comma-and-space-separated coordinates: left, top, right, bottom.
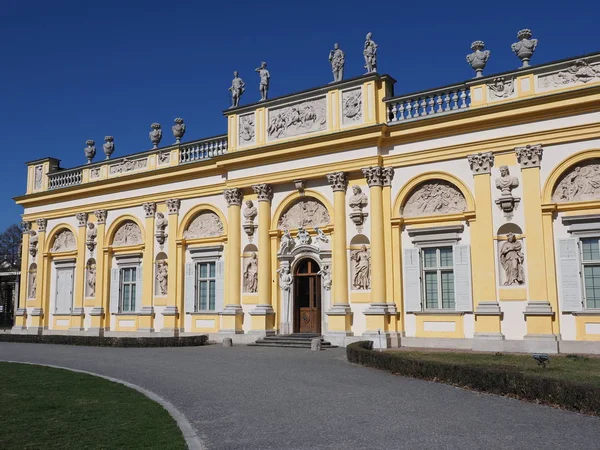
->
1, 343, 598, 450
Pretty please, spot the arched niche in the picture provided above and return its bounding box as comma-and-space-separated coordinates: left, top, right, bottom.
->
497, 223, 523, 236
243, 244, 258, 253
28, 263, 37, 299
111, 220, 143, 247
276, 197, 331, 231
350, 234, 370, 246
47, 226, 77, 253
155, 252, 168, 297
550, 158, 600, 203
401, 180, 468, 218
85, 258, 96, 298
183, 211, 224, 239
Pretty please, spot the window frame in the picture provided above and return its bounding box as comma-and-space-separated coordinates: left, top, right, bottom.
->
119, 266, 138, 313
579, 237, 600, 311
420, 246, 455, 311
195, 260, 217, 312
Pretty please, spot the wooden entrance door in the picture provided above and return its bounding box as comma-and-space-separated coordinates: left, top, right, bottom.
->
294, 259, 321, 334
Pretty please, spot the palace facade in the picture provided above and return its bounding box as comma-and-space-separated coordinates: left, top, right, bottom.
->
13, 46, 600, 353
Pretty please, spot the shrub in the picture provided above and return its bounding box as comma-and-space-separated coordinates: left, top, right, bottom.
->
347, 341, 600, 416
0, 334, 208, 347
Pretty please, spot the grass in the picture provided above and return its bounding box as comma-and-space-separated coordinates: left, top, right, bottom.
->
0, 362, 187, 450
387, 350, 600, 387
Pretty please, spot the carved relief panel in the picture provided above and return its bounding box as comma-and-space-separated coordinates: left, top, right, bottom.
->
267, 96, 327, 141
277, 198, 331, 230
341, 88, 363, 126
109, 157, 148, 175
113, 221, 143, 247
51, 230, 77, 252
402, 181, 467, 217
552, 160, 600, 203
183, 211, 224, 239
238, 112, 256, 147
538, 59, 600, 92
34, 165, 43, 190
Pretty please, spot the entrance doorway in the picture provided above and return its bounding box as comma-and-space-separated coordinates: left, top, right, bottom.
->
293, 258, 321, 334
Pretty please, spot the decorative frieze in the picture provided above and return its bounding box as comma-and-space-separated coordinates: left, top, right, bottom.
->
538, 59, 600, 91
224, 188, 244, 207
552, 159, 600, 203
94, 209, 107, 225
76, 212, 89, 227
277, 199, 330, 230
252, 184, 273, 202
143, 202, 157, 218
36, 219, 47, 232
403, 181, 467, 217
184, 212, 224, 239
51, 230, 76, 252
166, 198, 181, 215
516, 144, 543, 169
267, 97, 327, 141
362, 166, 384, 187
109, 157, 148, 175
326, 171, 348, 192
468, 152, 494, 175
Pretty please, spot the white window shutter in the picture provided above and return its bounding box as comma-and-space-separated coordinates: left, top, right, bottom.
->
135, 267, 143, 312
403, 248, 422, 312
55, 269, 66, 313
453, 244, 473, 312
215, 258, 225, 311
185, 263, 196, 313
558, 238, 583, 312
68, 269, 74, 312
109, 268, 120, 314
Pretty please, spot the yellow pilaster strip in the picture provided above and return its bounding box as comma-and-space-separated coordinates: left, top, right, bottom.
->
542, 210, 560, 335
222, 189, 244, 333
31, 219, 47, 331
93, 210, 107, 333
71, 214, 88, 330
166, 199, 181, 333
141, 203, 156, 331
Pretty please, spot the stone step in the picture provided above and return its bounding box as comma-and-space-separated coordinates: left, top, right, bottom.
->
260, 335, 325, 342
248, 341, 337, 349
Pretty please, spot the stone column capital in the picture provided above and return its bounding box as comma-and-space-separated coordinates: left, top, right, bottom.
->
36, 218, 47, 232
21, 221, 31, 234
382, 167, 395, 186
362, 166, 385, 187
94, 210, 108, 225
166, 198, 181, 215
326, 171, 348, 192
468, 152, 494, 175
516, 144, 543, 169
252, 184, 273, 202
224, 188, 244, 207
75, 212, 89, 227
143, 202, 157, 218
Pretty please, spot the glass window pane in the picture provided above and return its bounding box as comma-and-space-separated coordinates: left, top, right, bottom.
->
209, 280, 216, 310
123, 269, 131, 282
131, 284, 136, 311
582, 239, 600, 261
424, 272, 438, 309
209, 262, 216, 278
584, 265, 600, 309
441, 271, 455, 309
122, 285, 130, 311
423, 248, 437, 268
199, 281, 208, 310
199, 263, 208, 278
440, 247, 453, 268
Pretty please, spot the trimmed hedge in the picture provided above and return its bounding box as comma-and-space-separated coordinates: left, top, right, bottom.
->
347, 341, 600, 415
0, 333, 208, 347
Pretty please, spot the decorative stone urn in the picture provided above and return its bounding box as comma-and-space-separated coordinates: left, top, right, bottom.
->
466, 41, 490, 78
511, 29, 538, 68
84, 140, 96, 164
103, 136, 115, 159
149, 123, 162, 149
172, 118, 186, 144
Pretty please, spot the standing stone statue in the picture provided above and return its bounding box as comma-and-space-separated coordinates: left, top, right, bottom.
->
243, 252, 258, 293
149, 123, 162, 149
277, 265, 293, 291
84, 140, 96, 164
351, 244, 371, 290
156, 260, 168, 295
86, 261, 96, 297
500, 233, 525, 285
279, 229, 295, 254
103, 136, 115, 159
172, 118, 186, 144
229, 71, 246, 108
511, 29, 538, 68
466, 41, 490, 78
255, 62, 270, 102
329, 43, 345, 82
363, 32, 378, 73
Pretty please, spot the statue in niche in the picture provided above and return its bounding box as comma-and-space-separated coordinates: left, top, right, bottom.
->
279, 229, 295, 254
255, 62, 270, 102
277, 199, 330, 230
29, 230, 38, 257
363, 32, 378, 73
28, 268, 37, 298
297, 226, 311, 245
113, 222, 143, 247
500, 233, 525, 286
184, 212, 223, 239
403, 181, 467, 217
86, 262, 96, 298
243, 253, 258, 293
317, 264, 332, 291
229, 71, 245, 108
277, 265, 293, 291
86, 223, 97, 251
329, 43, 345, 82
351, 245, 371, 290
52, 230, 76, 252
314, 227, 329, 243
155, 212, 168, 246
156, 260, 168, 296
495, 166, 519, 196
553, 162, 600, 203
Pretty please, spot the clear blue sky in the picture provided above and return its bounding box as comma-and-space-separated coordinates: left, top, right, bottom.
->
0, 0, 596, 231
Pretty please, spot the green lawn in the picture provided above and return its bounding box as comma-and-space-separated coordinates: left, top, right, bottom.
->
388, 350, 600, 387
0, 362, 187, 450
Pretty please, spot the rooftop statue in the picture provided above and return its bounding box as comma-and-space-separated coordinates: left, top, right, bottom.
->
229, 71, 246, 108
511, 29, 538, 68
466, 41, 490, 78
329, 43, 345, 82
255, 62, 270, 102
363, 32, 378, 73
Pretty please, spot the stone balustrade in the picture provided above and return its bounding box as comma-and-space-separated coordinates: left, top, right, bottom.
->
48, 168, 83, 190
179, 135, 228, 164
386, 84, 471, 123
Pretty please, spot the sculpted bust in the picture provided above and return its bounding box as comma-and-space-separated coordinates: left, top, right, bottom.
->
349, 186, 368, 212
495, 165, 519, 197
243, 200, 257, 224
